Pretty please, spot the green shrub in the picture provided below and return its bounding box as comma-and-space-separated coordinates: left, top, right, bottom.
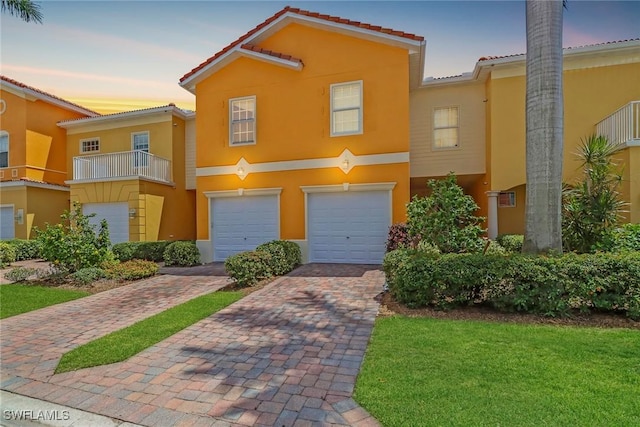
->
597, 223, 640, 253
224, 250, 273, 287
0, 242, 17, 268
407, 173, 485, 254
416, 240, 441, 255
163, 241, 200, 266
35, 203, 114, 273
4, 267, 37, 282
105, 260, 158, 281
8, 239, 41, 261
136, 241, 170, 262
256, 240, 301, 275
496, 234, 524, 253
112, 242, 142, 262
70, 267, 106, 286
382, 249, 418, 293
484, 241, 507, 255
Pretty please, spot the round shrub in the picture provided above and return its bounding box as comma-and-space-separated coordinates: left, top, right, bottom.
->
496, 234, 524, 253
105, 259, 158, 281
70, 267, 106, 286
224, 250, 273, 287
163, 241, 200, 267
8, 239, 41, 261
0, 242, 17, 268
256, 240, 301, 275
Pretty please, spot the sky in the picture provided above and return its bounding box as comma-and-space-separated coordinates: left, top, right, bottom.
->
1, 0, 638, 114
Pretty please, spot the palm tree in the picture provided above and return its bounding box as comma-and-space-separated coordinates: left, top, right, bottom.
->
1, 0, 42, 24
522, 0, 564, 254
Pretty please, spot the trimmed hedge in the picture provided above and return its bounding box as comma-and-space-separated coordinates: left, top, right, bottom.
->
225, 240, 301, 287
0, 242, 16, 268
384, 249, 640, 319
496, 234, 524, 253
163, 241, 200, 266
105, 259, 158, 281
7, 239, 41, 261
112, 241, 171, 262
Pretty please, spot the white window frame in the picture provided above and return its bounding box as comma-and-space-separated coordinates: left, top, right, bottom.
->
131, 131, 150, 167
330, 81, 363, 137
80, 137, 100, 154
498, 191, 517, 208
0, 131, 8, 168
433, 106, 460, 150
229, 96, 256, 146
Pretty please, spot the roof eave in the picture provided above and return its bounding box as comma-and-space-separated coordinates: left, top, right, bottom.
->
58, 105, 188, 128
0, 79, 99, 117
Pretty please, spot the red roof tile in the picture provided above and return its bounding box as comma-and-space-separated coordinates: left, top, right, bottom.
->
0, 75, 100, 116
478, 38, 640, 62
180, 6, 423, 83
240, 43, 303, 64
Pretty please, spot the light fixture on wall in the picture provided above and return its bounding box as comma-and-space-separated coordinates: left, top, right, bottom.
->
129, 208, 137, 218
237, 167, 245, 179
342, 158, 349, 172
14, 209, 24, 224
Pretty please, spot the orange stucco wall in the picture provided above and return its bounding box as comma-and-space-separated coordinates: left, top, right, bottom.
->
195, 23, 411, 241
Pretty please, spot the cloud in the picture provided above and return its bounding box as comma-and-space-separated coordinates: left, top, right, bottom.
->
563, 24, 606, 48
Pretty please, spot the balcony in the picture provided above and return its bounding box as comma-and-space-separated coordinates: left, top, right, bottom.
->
596, 101, 640, 146
72, 150, 172, 184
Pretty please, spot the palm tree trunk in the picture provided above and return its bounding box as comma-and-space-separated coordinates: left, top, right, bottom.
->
523, 0, 564, 254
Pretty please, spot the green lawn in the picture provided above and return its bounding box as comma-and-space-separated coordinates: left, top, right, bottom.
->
355, 316, 640, 427
56, 291, 243, 373
0, 284, 89, 319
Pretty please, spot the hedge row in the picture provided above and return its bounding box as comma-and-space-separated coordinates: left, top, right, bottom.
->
225, 240, 301, 287
384, 249, 640, 319
112, 240, 200, 266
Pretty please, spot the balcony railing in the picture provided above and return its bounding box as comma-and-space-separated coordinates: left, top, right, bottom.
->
596, 101, 640, 146
73, 150, 172, 183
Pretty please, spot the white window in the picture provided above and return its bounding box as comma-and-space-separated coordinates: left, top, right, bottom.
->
229, 96, 256, 145
80, 138, 100, 153
499, 191, 516, 208
331, 81, 362, 136
132, 131, 149, 167
433, 106, 459, 149
0, 131, 8, 168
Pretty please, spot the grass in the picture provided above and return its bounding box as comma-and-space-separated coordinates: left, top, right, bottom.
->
56, 291, 242, 373
0, 284, 89, 319
355, 316, 640, 427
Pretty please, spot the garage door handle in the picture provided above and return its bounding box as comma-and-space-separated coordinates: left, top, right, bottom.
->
244, 237, 247, 240
346, 236, 350, 239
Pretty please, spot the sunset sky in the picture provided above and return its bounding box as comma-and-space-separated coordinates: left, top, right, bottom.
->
2, 1, 638, 114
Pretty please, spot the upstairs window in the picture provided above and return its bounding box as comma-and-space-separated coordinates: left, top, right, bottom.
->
230, 96, 256, 145
0, 131, 8, 168
433, 106, 459, 149
132, 131, 150, 167
331, 81, 362, 136
80, 138, 100, 153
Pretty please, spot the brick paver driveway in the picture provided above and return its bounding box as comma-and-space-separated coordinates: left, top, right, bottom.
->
1, 264, 384, 426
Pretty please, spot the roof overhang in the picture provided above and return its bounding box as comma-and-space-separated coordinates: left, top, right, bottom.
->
58, 105, 194, 129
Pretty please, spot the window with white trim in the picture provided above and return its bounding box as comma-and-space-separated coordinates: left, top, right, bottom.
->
0, 131, 8, 168
331, 81, 362, 136
80, 138, 100, 153
229, 96, 256, 145
132, 131, 149, 167
433, 106, 459, 149
499, 191, 516, 208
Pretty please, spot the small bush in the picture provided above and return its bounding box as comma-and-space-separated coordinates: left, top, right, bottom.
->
8, 239, 41, 261
70, 267, 106, 286
112, 242, 142, 262
136, 241, 170, 262
484, 241, 507, 255
496, 234, 524, 253
105, 260, 158, 281
163, 241, 200, 267
386, 223, 411, 252
256, 240, 301, 275
4, 267, 37, 282
416, 241, 441, 255
597, 223, 640, 253
225, 251, 273, 287
0, 242, 16, 268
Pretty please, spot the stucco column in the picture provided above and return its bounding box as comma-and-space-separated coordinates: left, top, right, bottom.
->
486, 191, 500, 240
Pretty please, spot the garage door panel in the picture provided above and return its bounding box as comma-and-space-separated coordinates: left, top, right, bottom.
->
82, 203, 129, 244
308, 191, 389, 264
212, 195, 278, 262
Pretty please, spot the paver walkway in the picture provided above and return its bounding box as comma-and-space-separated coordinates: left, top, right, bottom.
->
1, 264, 384, 426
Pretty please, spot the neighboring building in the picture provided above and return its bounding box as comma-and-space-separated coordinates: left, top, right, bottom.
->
58, 105, 196, 243
413, 39, 640, 237
179, 7, 425, 263
0, 76, 98, 240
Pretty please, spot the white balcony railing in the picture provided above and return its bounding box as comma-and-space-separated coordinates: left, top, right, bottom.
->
73, 150, 172, 183
596, 101, 640, 146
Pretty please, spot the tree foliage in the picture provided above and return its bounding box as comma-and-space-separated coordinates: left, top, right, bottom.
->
1, 0, 43, 23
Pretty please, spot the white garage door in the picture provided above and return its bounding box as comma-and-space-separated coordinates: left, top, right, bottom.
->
308, 191, 390, 264
83, 203, 129, 244
212, 195, 278, 261
0, 205, 15, 240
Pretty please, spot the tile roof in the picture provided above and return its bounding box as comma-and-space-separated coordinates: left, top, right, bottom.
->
180, 5, 423, 83
478, 38, 640, 62
0, 177, 70, 189
240, 43, 303, 64
58, 103, 191, 126
0, 75, 100, 116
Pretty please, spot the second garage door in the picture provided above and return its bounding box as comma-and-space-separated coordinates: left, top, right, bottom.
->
211, 195, 279, 261
308, 191, 390, 264
83, 202, 129, 244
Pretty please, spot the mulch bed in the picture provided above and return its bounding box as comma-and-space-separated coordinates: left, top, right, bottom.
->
377, 292, 640, 330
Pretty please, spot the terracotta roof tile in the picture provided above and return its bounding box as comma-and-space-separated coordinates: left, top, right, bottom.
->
58, 103, 186, 125
180, 6, 423, 83
0, 75, 100, 116
478, 38, 640, 62
240, 43, 303, 64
